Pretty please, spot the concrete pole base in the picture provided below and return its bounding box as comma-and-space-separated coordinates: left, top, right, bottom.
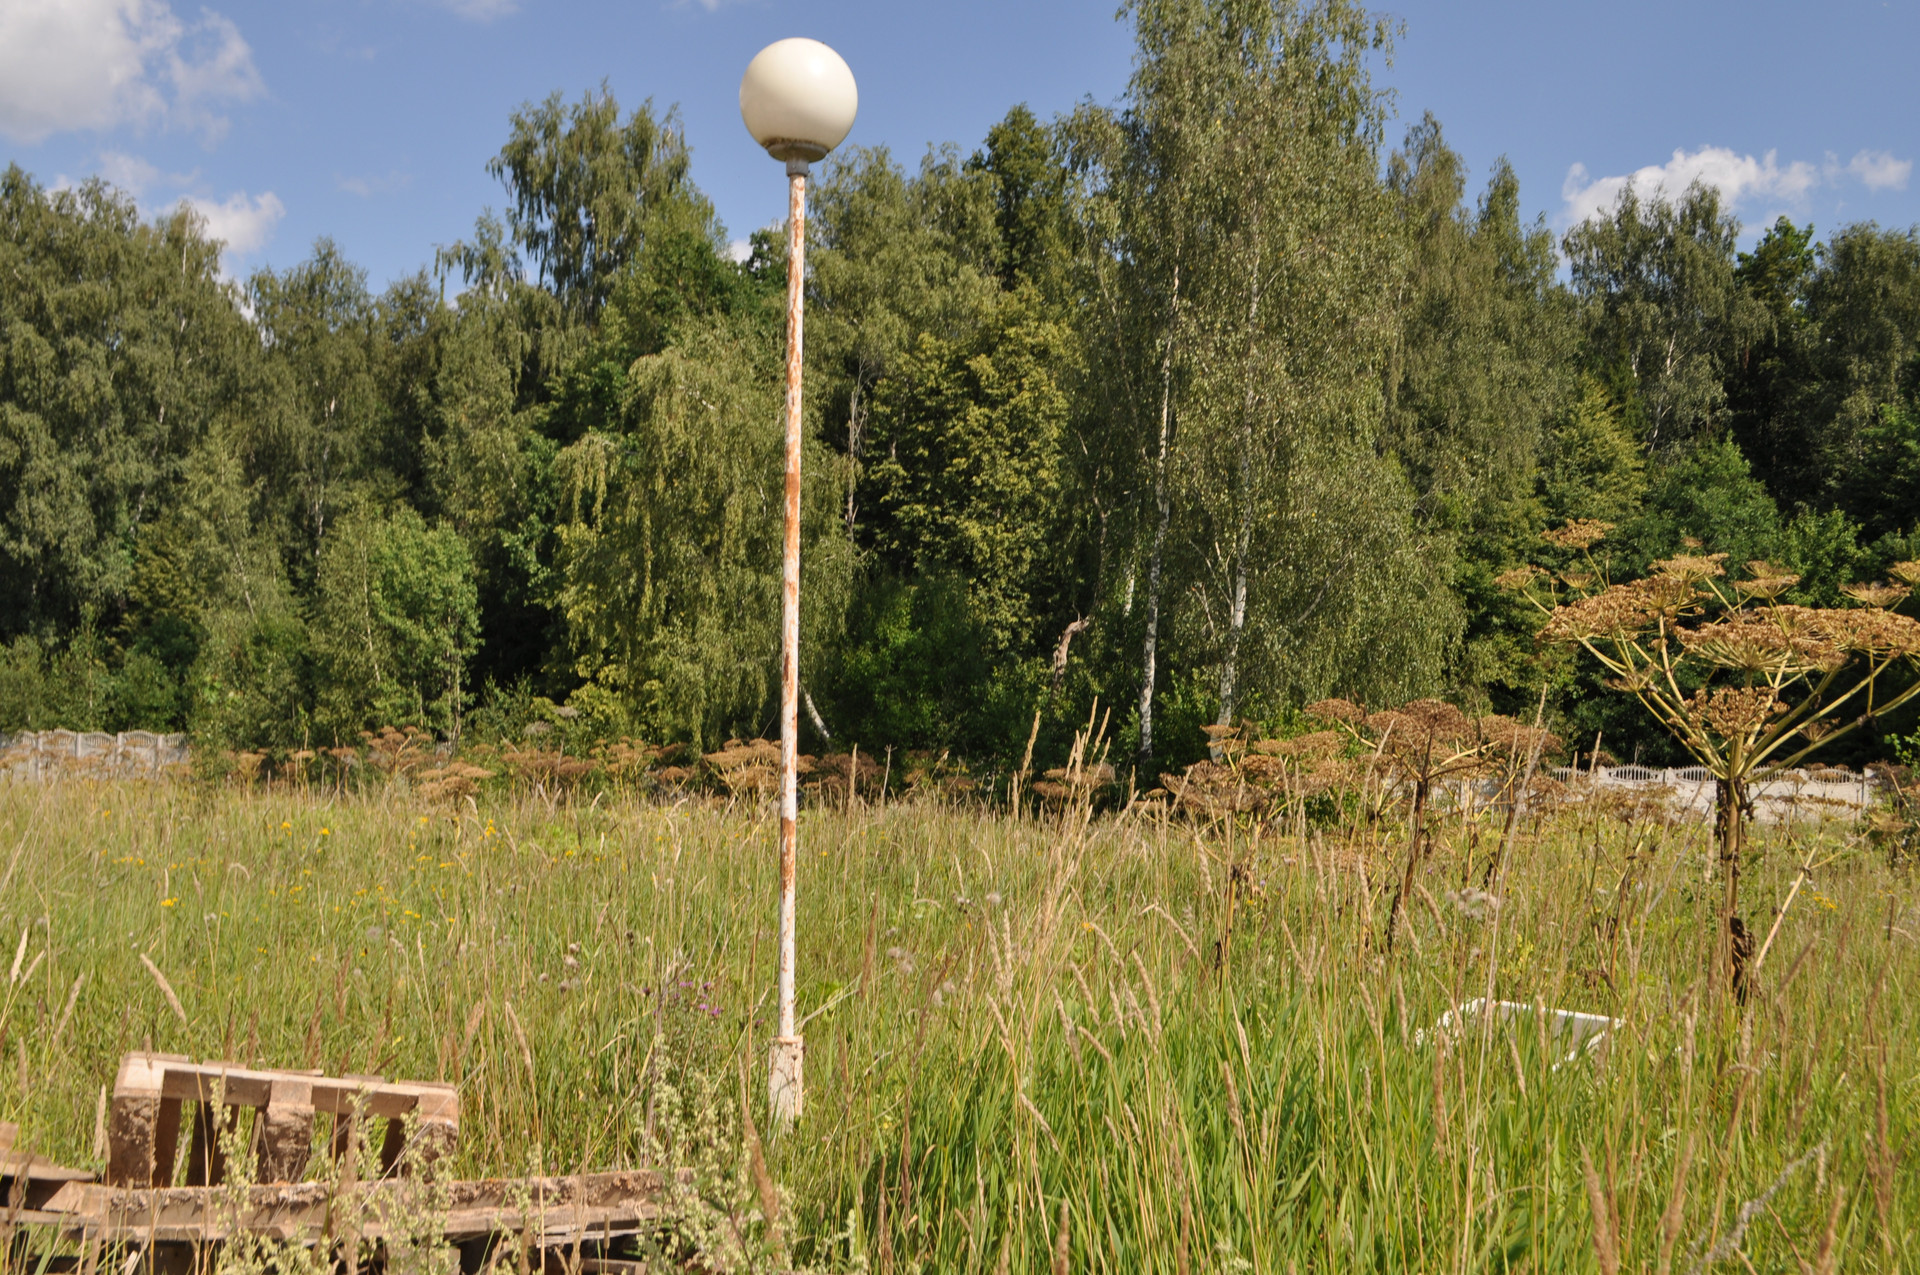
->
768, 1035, 804, 1133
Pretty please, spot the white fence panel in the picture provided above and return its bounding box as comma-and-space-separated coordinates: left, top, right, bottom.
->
1551, 764, 1882, 824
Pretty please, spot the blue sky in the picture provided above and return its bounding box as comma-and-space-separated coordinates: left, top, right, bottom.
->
1, 0, 1914, 289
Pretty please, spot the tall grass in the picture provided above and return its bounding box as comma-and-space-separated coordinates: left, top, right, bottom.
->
0, 776, 1910, 1271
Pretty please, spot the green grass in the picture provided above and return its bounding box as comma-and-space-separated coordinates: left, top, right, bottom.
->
0, 775, 1912, 1272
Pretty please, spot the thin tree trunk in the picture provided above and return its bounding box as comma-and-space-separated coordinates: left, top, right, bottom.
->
1137, 437, 1172, 768
1137, 265, 1180, 771
844, 373, 866, 542
1214, 413, 1253, 729
1216, 540, 1249, 726
1051, 617, 1091, 696
1215, 244, 1262, 733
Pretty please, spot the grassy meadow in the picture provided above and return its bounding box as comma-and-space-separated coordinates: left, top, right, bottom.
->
0, 770, 1912, 1272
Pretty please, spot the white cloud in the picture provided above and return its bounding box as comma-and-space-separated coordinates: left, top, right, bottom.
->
166, 11, 264, 143
1562, 144, 1917, 229
179, 189, 285, 266
1561, 146, 1820, 227
726, 238, 752, 263
96, 151, 163, 197
427, 0, 519, 20
1844, 148, 1912, 192
0, 0, 263, 145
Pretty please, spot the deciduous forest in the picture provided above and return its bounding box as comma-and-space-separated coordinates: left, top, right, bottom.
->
3, 0, 1917, 775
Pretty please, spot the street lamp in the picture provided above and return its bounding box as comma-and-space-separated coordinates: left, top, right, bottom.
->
739, 37, 857, 1133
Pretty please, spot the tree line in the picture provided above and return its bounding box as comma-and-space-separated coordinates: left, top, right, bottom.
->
1, 0, 1915, 775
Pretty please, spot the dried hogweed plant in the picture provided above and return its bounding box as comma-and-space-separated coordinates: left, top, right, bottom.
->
1307, 699, 1556, 952
1504, 523, 1920, 995
1153, 724, 1354, 827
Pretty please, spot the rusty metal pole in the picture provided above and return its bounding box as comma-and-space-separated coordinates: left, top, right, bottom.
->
768, 155, 808, 1132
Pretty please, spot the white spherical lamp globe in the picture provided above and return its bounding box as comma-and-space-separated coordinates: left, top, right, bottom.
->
740, 38, 858, 164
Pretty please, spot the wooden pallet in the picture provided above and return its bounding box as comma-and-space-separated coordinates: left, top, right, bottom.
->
8, 1056, 680, 1272
37, 1170, 672, 1246
105, 1054, 457, 1189
0, 1121, 95, 1211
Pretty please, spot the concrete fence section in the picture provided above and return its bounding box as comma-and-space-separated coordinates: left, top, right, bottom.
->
0, 732, 1893, 820
0, 731, 191, 781
1549, 763, 1883, 824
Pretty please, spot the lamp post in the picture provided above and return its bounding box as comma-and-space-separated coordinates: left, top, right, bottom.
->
739, 37, 857, 1133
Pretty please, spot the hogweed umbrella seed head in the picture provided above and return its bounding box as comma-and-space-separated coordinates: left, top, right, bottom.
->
1690, 686, 1786, 740
1841, 581, 1911, 609
1494, 565, 1541, 592
1681, 610, 1847, 675
1542, 519, 1614, 550
1651, 553, 1728, 585
1738, 561, 1801, 600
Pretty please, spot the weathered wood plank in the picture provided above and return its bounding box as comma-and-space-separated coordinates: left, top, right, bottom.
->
149, 1099, 182, 1188
184, 1103, 228, 1188
257, 1078, 313, 1184
116, 1054, 454, 1120
37, 1171, 674, 1245
103, 1056, 162, 1188
109, 1054, 458, 1187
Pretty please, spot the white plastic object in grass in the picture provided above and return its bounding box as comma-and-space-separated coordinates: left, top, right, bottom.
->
1413, 998, 1620, 1069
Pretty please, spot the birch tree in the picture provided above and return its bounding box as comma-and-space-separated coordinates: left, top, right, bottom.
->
1563, 183, 1760, 453
1097, 0, 1455, 767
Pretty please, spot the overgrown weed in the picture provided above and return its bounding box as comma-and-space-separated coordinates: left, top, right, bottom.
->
0, 774, 1909, 1270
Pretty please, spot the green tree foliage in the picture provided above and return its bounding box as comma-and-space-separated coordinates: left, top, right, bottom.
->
1727, 219, 1920, 527
0, 169, 258, 637
488, 84, 702, 326
805, 141, 1060, 753
1564, 183, 1760, 451
810, 144, 1003, 551
1088, 0, 1458, 766
1840, 401, 1920, 541
830, 575, 1045, 758
966, 104, 1074, 294
311, 508, 479, 741
1624, 438, 1783, 567
244, 243, 401, 576
1383, 119, 1577, 710
553, 309, 809, 747
1800, 226, 1920, 526
191, 607, 314, 750
0, 627, 115, 732
417, 286, 556, 690
127, 440, 307, 741
0, 16, 1915, 772
1726, 217, 1818, 502
1542, 380, 1645, 525
1386, 118, 1571, 534
863, 299, 1074, 654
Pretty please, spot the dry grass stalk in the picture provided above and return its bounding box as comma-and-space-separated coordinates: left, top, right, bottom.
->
51, 973, 83, 1050
140, 953, 188, 1025
1656, 1131, 1694, 1275
1581, 1144, 1621, 1275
